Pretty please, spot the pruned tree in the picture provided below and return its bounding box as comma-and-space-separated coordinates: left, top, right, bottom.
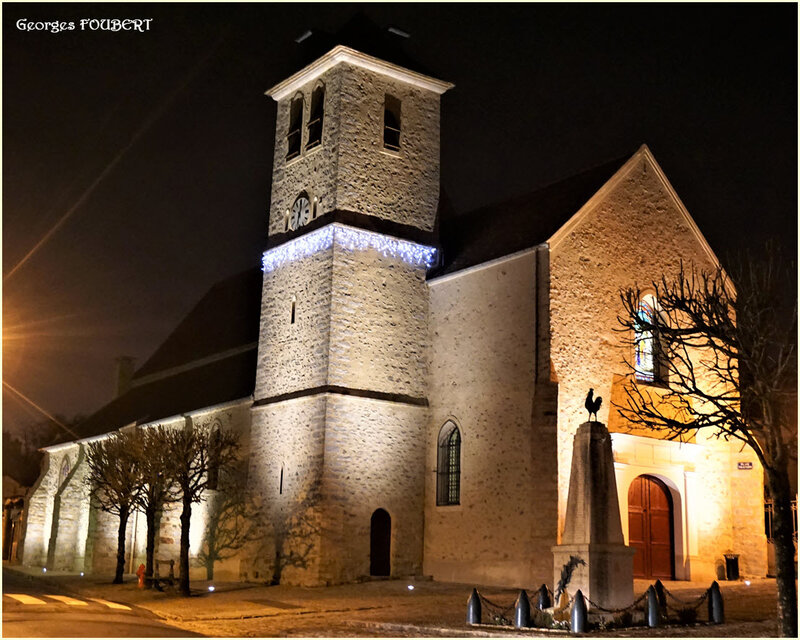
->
85, 430, 142, 583
166, 421, 239, 596
616, 254, 797, 637
133, 425, 178, 588
197, 470, 255, 580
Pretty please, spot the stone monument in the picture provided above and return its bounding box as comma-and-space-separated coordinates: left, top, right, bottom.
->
551, 421, 634, 609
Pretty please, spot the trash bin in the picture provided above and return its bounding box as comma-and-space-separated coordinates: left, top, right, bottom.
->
724, 553, 739, 580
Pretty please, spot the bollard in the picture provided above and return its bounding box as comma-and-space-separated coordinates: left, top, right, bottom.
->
169, 559, 175, 581
466, 588, 481, 624
646, 585, 660, 628
654, 580, 667, 615
571, 589, 588, 633
514, 590, 531, 628
536, 583, 551, 610
708, 581, 724, 624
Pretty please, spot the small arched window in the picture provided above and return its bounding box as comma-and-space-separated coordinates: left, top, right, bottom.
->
383, 94, 401, 151
59, 457, 71, 486
306, 84, 324, 149
287, 94, 303, 160
436, 422, 461, 506
635, 295, 664, 383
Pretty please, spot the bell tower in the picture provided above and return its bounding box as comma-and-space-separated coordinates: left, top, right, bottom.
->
249, 43, 452, 585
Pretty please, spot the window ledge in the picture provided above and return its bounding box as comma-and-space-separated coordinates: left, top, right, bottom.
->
380, 147, 402, 158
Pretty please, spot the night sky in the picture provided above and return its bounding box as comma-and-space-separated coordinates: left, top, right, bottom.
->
3, 3, 797, 437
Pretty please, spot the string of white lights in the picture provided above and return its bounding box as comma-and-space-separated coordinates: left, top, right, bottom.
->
261, 223, 437, 273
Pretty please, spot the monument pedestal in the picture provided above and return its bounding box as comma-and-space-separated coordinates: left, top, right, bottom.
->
552, 421, 634, 610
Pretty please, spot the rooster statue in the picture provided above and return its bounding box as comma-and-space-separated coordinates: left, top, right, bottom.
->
585, 388, 602, 422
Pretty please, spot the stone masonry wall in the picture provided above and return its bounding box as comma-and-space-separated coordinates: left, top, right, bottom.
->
548, 150, 766, 577
425, 250, 559, 588
254, 245, 333, 400
319, 395, 427, 584
269, 67, 343, 233
328, 240, 429, 398
335, 64, 441, 231
269, 62, 441, 234
248, 396, 328, 585
23, 401, 252, 579
20, 450, 58, 566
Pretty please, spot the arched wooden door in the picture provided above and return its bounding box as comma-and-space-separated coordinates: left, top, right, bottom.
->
628, 475, 674, 579
370, 509, 391, 576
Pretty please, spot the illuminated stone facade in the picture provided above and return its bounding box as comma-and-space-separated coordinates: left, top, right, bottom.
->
21, 44, 766, 590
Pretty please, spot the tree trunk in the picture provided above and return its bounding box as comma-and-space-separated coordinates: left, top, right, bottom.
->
765, 467, 797, 637
113, 506, 129, 584
145, 507, 157, 589
179, 495, 192, 597
206, 560, 214, 581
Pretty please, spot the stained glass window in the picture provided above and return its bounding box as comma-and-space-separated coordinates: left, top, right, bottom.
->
437, 423, 461, 506
635, 298, 657, 382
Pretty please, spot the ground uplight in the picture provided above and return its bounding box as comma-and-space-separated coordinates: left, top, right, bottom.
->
407, 585, 414, 591
208, 585, 215, 592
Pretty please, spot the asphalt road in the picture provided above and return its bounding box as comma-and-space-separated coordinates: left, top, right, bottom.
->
2, 569, 202, 637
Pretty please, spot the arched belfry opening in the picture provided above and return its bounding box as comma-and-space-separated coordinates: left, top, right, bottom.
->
628, 475, 674, 579
370, 508, 391, 576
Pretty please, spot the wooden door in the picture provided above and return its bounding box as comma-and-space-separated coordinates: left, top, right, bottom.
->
628, 475, 674, 579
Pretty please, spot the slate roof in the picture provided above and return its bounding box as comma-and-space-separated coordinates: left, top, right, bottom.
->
56, 155, 629, 447
434, 155, 629, 276
292, 12, 435, 79
54, 268, 262, 446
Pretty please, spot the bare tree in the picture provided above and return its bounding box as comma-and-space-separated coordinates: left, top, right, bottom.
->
616, 255, 796, 637
133, 426, 178, 588
197, 471, 255, 580
85, 430, 142, 583
166, 422, 239, 596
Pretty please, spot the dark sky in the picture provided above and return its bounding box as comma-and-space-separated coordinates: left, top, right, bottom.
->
3, 3, 797, 436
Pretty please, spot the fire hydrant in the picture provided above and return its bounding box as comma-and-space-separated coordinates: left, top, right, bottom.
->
136, 563, 146, 589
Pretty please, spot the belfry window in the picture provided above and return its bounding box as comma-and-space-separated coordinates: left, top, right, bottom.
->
306, 84, 324, 149
287, 95, 303, 160
383, 94, 401, 151
436, 422, 461, 506
634, 295, 664, 383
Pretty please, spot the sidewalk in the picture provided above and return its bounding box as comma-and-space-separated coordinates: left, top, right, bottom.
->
3, 565, 780, 637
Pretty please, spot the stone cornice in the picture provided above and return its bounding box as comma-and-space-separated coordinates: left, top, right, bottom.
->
266, 45, 454, 101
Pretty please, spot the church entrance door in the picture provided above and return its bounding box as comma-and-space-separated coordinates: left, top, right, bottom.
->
628, 475, 674, 579
370, 509, 391, 576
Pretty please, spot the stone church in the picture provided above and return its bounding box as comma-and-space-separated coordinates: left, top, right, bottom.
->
19, 35, 767, 590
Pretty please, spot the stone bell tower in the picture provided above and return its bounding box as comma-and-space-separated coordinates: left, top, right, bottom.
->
249, 42, 452, 585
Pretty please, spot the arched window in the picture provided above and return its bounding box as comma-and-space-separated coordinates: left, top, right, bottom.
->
59, 457, 71, 486
306, 84, 324, 149
436, 422, 461, 505
635, 295, 664, 383
207, 424, 221, 490
383, 94, 401, 151
287, 94, 303, 160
